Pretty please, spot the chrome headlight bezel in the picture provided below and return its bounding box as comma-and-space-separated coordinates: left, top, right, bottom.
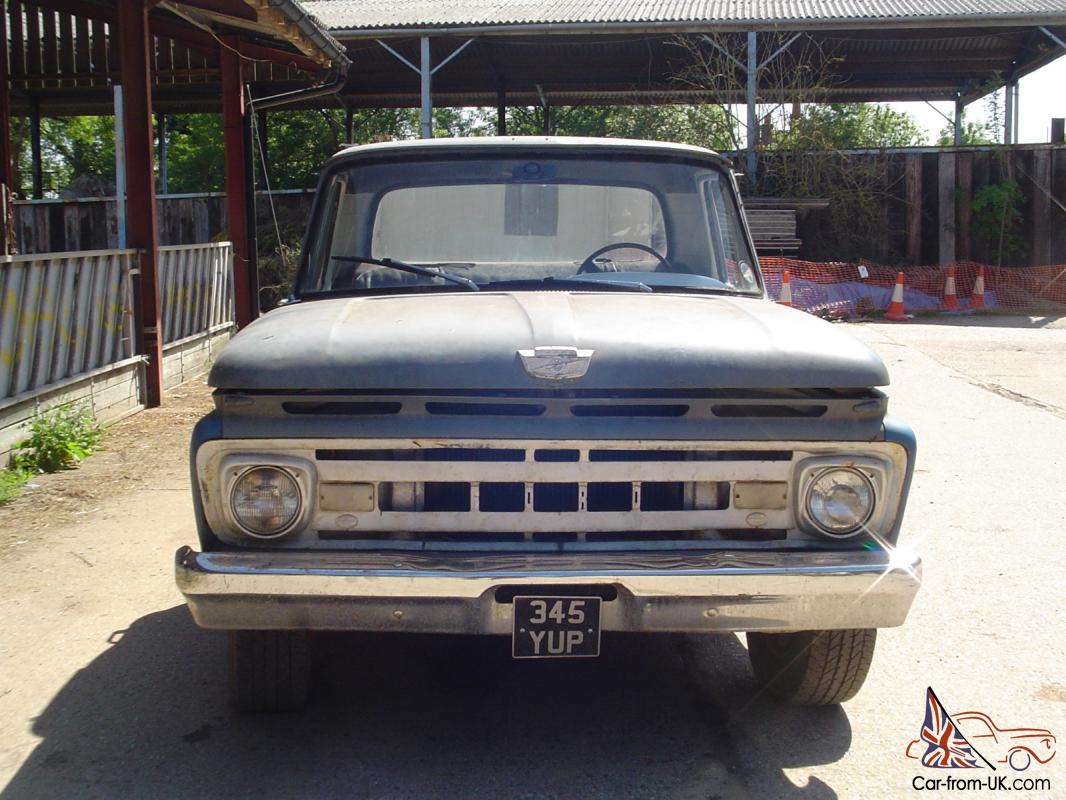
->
216, 454, 316, 540
794, 455, 892, 540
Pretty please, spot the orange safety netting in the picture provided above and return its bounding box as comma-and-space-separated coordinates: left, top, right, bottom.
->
760, 258, 1066, 317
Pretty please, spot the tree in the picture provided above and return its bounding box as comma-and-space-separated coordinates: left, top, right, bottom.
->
165, 114, 225, 193
936, 109, 997, 146
503, 104, 735, 149
784, 104, 923, 150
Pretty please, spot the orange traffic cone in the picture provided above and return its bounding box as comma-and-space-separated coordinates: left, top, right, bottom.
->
884, 272, 908, 321
941, 265, 959, 311
778, 270, 793, 307
971, 265, 986, 311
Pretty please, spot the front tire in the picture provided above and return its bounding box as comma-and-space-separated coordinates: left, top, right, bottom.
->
747, 629, 876, 706
229, 630, 313, 712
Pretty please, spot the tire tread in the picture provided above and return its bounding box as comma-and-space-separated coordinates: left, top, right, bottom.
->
748, 628, 876, 706
229, 630, 312, 712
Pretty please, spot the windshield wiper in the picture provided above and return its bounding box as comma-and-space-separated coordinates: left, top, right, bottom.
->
481, 277, 653, 293
332, 255, 479, 291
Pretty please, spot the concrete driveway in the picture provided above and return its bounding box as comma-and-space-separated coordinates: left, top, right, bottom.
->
1, 316, 1064, 799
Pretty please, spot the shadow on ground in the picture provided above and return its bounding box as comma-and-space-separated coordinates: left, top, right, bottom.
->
3, 608, 851, 799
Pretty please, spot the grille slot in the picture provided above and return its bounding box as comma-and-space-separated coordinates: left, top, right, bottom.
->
587, 482, 632, 512
534, 483, 579, 512
479, 482, 525, 512
588, 449, 792, 462
534, 449, 580, 462
317, 448, 525, 462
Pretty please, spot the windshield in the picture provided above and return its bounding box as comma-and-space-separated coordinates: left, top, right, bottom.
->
299, 154, 761, 296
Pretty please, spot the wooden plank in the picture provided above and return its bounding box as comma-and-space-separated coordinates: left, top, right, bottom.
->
1053, 149, 1066, 264
938, 152, 956, 265
971, 152, 991, 263
1031, 148, 1052, 266
57, 12, 74, 80
10, 1, 26, 79
905, 153, 922, 263
41, 8, 57, 86
957, 153, 973, 261
75, 14, 90, 78
91, 18, 106, 73
25, 4, 41, 84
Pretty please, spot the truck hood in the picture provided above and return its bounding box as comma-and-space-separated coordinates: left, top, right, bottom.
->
209, 292, 889, 392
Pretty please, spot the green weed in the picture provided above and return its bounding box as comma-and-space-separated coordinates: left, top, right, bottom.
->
10, 404, 103, 474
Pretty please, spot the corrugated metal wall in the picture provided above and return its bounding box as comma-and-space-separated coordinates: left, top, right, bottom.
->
0, 243, 233, 403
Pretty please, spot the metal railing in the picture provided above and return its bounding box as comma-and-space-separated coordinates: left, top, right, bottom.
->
0, 243, 233, 403
159, 243, 234, 344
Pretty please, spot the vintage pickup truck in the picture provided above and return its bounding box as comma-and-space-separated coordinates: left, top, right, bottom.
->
175, 137, 921, 711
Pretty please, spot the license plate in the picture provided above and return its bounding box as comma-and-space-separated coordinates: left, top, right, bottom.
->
512, 596, 602, 659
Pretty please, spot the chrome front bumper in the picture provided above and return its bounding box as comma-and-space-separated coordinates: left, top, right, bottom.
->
175, 546, 921, 634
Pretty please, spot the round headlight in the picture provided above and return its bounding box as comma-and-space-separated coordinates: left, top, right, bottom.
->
230, 466, 302, 537
805, 467, 875, 538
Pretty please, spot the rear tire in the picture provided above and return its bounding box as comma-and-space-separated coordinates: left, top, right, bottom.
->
228, 630, 312, 712
747, 628, 876, 706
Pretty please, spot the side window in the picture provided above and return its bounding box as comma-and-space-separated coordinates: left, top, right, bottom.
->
306, 173, 345, 290
702, 173, 757, 290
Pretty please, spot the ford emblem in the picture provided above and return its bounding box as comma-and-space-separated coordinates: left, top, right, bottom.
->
517, 346, 595, 381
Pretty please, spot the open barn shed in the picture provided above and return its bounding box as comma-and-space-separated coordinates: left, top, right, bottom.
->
0, 0, 347, 454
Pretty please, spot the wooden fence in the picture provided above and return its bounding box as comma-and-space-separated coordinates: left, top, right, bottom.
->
14, 190, 313, 252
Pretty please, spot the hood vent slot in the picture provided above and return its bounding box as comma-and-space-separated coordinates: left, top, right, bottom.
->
426, 401, 545, 416
570, 404, 689, 418
283, 401, 402, 416
712, 403, 827, 418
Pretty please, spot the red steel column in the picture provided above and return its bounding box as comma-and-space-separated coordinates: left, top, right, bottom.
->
220, 37, 255, 327
117, 0, 163, 407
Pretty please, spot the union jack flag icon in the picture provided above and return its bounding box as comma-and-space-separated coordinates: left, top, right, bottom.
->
919, 688, 989, 769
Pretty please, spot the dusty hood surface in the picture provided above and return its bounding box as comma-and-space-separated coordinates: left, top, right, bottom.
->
209, 292, 889, 391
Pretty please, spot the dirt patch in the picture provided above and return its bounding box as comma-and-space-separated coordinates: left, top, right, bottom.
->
0, 379, 214, 547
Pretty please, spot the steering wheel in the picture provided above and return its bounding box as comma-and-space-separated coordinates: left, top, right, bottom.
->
577, 242, 669, 274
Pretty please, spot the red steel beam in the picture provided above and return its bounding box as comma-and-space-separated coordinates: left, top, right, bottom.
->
31, 0, 325, 72
117, 0, 163, 407
221, 36, 255, 327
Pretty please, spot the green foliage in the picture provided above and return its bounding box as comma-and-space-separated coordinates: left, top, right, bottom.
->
937, 109, 997, 146
165, 114, 225, 192
11, 404, 103, 474
504, 105, 735, 149
781, 104, 924, 150
12, 115, 117, 196
0, 468, 29, 505
971, 179, 1027, 266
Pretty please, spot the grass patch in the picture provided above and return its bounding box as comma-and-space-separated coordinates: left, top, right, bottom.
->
0, 468, 29, 505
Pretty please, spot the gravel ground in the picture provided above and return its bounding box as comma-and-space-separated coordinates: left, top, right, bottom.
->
0, 316, 1064, 800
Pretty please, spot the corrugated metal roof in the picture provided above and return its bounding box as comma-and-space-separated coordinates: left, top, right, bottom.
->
305, 0, 1066, 32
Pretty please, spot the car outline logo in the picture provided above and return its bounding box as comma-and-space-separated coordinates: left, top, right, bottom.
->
906, 687, 1057, 771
